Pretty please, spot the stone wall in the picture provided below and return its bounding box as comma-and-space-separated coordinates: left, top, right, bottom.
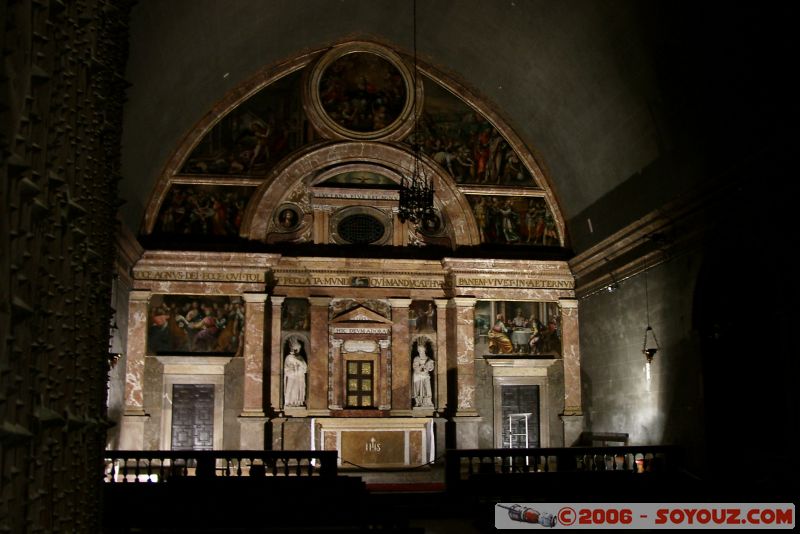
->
0, 0, 132, 531
579, 251, 705, 470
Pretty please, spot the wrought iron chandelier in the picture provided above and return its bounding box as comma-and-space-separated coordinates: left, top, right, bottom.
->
397, 0, 435, 226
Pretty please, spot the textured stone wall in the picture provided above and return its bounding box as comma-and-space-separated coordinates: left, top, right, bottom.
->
0, 0, 132, 531
579, 252, 705, 470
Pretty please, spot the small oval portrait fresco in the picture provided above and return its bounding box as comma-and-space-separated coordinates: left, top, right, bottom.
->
419, 210, 444, 236
275, 205, 301, 231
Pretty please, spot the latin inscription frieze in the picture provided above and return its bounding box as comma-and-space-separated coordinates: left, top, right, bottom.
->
274, 275, 445, 289
136, 270, 265, 283
455, 276, 574, 289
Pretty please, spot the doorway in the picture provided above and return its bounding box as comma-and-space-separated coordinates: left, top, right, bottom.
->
171, 384, 215, 450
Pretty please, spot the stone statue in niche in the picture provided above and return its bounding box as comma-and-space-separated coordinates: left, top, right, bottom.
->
412, 339, 435, 408
283, 337, 307, 407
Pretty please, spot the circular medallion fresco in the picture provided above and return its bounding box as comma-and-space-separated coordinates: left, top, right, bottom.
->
304, 42, 421, 141
274, 203, 302, 232
320, 52, 407, 133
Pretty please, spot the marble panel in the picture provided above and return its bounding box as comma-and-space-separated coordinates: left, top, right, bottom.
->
451, 298, 478, 414
242, 294, 267, 413
389, 298, 412, 413
308, 297, 331, 411
278, 418, 312, 450
225, 357, 245, 448
408, 430, 423, 465
433, 299, 449, 411
560, 299, 582, 415
123, 291, 150, 411
269, 297, 285, 412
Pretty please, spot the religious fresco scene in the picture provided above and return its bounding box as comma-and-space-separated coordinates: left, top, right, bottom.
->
468, 195, 559, 245
319, 52, 407, 133
147, 295, 245, 355
180, 70, 308, 176
153, 184, 253, 237
318, 170, 398, 188
474, 300, 562, 356
408, 78, 539, 187
408, 300, 436, 332
281, 298, 310, 332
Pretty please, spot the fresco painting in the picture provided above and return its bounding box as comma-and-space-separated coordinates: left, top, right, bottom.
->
408, 79, 538, 187
147, 295, 245, 355
282, 298, 310, 332
468, 195, 558, 245
154, 184, 253, 237
319, 52, 407, 133
180, 70, 308, 176
474, 301, 561, 356
408, 300, 436, 332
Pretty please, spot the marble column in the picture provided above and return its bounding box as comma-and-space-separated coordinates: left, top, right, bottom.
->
450, 297, 478, 416
389, 298, 412, 415
307, 296, 331, 414
559, 298, 584, 445
268, 296, 285, 413
241, 293, 267, 415
329, 338, 344, 409
119, 290, 150, 450
378, 339, 391, 410
433, 298, 449, 412
239, 293, 268, 449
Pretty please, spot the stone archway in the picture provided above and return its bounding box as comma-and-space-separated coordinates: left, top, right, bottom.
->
240, 141, 481, 247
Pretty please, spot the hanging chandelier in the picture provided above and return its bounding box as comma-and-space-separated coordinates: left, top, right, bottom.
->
641, 249, 660, 381
397, 0, 435, 226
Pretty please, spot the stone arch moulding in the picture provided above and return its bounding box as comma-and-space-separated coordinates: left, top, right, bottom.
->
141, 39, 566, 246
240, 141, 481, 247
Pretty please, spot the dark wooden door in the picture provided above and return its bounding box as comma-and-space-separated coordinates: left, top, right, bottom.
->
171, 384, 214, 450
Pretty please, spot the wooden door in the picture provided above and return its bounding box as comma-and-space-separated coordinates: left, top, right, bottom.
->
171, 384, 214, 450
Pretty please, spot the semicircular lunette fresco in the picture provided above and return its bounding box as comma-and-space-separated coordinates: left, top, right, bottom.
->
180, 70, 310, 176
153, 184, 253, 237
408, 79, 540, 188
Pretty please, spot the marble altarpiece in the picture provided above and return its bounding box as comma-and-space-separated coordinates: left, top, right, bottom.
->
116, 41, 584, 470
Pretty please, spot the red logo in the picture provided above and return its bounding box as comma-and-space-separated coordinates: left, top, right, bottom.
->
558, 507, 576, 526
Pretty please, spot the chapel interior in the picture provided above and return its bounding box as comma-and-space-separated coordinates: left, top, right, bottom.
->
1, 0, 797, 532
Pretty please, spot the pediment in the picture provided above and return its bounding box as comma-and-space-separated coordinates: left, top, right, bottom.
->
331, 305, 392, 324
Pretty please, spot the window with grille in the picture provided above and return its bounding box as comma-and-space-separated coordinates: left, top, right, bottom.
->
346, 360, 374, 408
337, 214, 384, 244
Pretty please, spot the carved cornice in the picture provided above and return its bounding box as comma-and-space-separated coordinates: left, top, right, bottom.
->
114, 220, 144, 287
569, 181, 734, 298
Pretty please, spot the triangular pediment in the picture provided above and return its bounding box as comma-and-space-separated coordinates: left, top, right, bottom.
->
331, 305, 392, 324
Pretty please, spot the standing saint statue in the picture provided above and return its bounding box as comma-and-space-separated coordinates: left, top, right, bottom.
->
412, 343, 435, 407
283, 337, 307, 407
